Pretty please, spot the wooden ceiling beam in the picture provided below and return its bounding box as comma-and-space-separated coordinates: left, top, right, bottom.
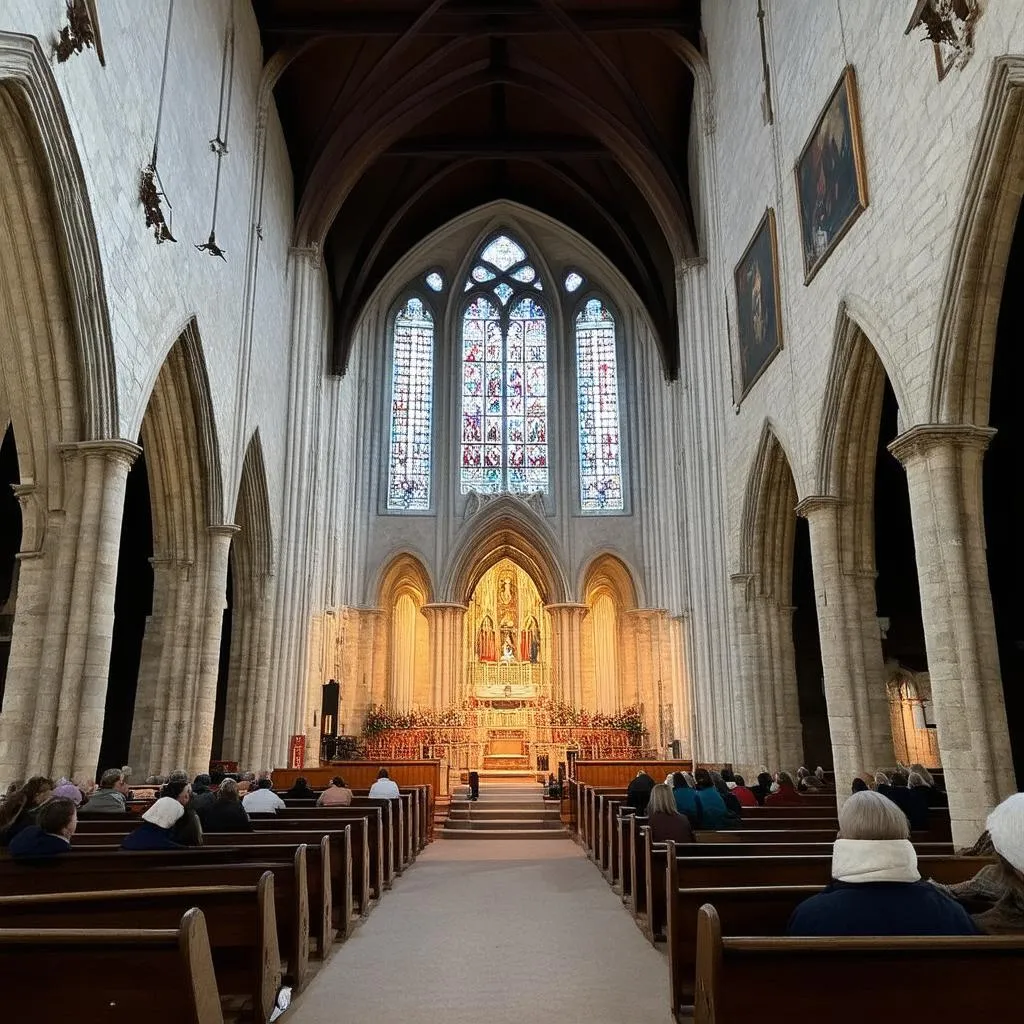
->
381, 135, 612, 158
258, 9, 696, 37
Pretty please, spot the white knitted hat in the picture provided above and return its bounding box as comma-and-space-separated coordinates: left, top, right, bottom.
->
986, 792, 1024, 873
142, 796, 185, 830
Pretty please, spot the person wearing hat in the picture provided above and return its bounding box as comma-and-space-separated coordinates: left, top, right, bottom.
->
962, 793, 1024, 935
120, 797, 185, 850
52, 780, 84, 806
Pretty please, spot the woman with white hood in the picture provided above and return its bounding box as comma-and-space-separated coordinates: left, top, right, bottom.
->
787, 790, 977, 936
120, 797, 186, 851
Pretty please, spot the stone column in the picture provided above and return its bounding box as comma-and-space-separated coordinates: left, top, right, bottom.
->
423, 604, 467, 708
185, 524, 239, 776
48, 440, 140, 780
240, 571, 275, 770
796, 496, 893, 797
889, 424, 1015, 843
547, 604, 588, 706
728, 573, 762, 771
627, 608, 662, 746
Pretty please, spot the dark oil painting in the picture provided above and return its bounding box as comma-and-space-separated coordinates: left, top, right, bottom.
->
734, 208, 783, 398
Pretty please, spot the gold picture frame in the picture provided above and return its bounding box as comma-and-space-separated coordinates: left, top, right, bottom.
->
794, 65, 869, 284
733, 207, 784, 400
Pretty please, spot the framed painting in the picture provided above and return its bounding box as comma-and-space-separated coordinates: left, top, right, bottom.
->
734, 207, 783, 399
795, 65, 869, 284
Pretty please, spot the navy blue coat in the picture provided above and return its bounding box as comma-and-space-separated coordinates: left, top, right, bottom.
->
120, 822, 184, 851
788, 880, 979, 937
7, 826, 71, 859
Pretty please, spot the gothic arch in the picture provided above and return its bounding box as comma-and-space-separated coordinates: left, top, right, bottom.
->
580, 552, 639, 609
377, 552, 432, 711
0, 32, 118, 441
816, 303, 894, 572
224, 430, 276, 768
378, 551, 434, 608
931, 56, 1024, 425
443, 495, 569, 605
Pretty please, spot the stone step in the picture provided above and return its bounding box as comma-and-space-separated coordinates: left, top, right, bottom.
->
443, 817, 564, 831
439, 828, 569, 840
448, 808, 561, 820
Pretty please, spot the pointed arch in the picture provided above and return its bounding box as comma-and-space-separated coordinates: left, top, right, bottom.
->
444, 495, 569, 605
0, 32, 118, 441
740, 421, 799, 599
930, 56, 1024, 425
377, 552, 432, 711
581, 552, 639, 609
377, 551, 434, 608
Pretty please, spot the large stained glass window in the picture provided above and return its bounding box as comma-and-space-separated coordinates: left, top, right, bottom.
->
576, 298, 623, 510
461, 234, 549, 495
387, 297, 434, 510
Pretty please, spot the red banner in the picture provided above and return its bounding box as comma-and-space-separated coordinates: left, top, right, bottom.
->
289, 734, 306, 769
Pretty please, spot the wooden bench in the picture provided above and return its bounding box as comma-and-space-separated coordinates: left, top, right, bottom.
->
0, 848, 311, 990
691, 903, 1024, 1023
0, 907, 225, 1023
0, 875, 281, 1022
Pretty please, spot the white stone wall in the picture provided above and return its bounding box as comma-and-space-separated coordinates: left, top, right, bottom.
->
0, 0, 294, 527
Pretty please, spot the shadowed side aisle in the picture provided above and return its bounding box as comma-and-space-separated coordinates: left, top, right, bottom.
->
288, 838, 670, 1024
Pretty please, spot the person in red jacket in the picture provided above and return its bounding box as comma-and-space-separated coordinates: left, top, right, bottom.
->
766, 770, 804, 806
731, 774, 759, 808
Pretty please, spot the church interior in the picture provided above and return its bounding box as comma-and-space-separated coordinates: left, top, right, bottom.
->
1, 1, 1023, 1021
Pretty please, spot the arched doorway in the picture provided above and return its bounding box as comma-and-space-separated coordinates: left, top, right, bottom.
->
376, 553, 432, 711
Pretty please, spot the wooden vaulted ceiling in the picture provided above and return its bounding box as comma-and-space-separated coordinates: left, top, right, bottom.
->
253, 0, 703, 377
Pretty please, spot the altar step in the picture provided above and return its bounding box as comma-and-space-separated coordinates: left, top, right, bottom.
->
441, 784, 568, 840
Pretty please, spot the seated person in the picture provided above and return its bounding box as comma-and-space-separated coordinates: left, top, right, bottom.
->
765, 770, 804, 806
79, 768, 129, 814
692, 768, 733, 829
748, 770, 775, 806
317, 776, 354, 807
730, 774, 758, 808
161, 780, 202, 846
190, 774, 216, 817
943, 794, 1024, 935
197, 778, 252, 832
788, 790, 976, 936
671, 771, 703, 826
0, 776, 54, 844
625, 770, 655, 813
52, 780, 84, 806
712, 772, 743, 817
910, 764, 949, 808
875, 770, 930, 831
121, 797, 186, 851
8, 797, 78, 859
368, 768, 401, 800
283, 776, 318, 801
646, 783, 694, 844
242, 777, 287, 813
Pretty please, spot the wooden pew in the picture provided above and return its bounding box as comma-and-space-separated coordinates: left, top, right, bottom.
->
0, 874, 281, 1023
0, 848, 311, 991
663, 843, 995, 1017
692, 903, 1024, 1023
63, 830, 347, 952
642, 833, 954, 942
617, 809, 637, 901
604, 797, 625, 881
0, 907, 225, 1023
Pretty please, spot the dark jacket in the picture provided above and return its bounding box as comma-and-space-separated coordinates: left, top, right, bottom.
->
120, 822, 184, 851
198, 799, 253, 833
625, 774, 655, 813
788, 880, 979, 937
920, 785, 949, 809
170, 806, 203, 847
0, 807, 37, 846
647, 811, 695, 844
878, 785, 930, 831
191, 789, 216, 817
7, 826, 72, 859
284, 784, 317, 801
673, 786, 704, 826
748, 783, 771, 806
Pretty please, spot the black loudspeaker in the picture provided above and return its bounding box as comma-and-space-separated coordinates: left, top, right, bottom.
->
320, 680, 340, 738
671, 739, 682, 759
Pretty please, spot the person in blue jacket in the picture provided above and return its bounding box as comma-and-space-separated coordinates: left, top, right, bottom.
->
692, 768, 733, 829
671, 772, 703, 827
788, 790, 977, 936
8, 797, 77, 859
120, 796, 185, 851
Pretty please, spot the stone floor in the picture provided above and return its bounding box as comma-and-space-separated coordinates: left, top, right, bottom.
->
287, 837, 671, 1023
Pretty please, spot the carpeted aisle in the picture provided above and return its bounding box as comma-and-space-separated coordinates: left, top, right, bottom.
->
289, 838, 671, 1024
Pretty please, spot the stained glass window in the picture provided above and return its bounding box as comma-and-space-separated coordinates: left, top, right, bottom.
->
425, 271, 444, 292
460, 234, 549, 496
576, 298, 623, 511
565, 271, 584, 292
387, 297, 434, 510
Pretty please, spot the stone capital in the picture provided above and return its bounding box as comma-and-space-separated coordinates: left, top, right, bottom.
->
288, 241, 322, 268
887, 423, 996, 466
421, 602, 468, 613
59, 438, 142, 469
207, 523, 242, 539
794, 494, 842, 520
678, 256, 708, 276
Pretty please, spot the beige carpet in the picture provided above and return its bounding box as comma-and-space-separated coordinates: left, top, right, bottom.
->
289, 838, 671, 1023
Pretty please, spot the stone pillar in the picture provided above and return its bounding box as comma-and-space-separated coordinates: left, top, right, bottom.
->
889, 424, 1015, 843
670, 615, 693, 759
728, 573, 761, 771
185, 524, 239, 776
47, 440, 140, 780
423, 603, 467, 708
627, 608, 662, 747
547, 604, 588, 706
796, 496, 893, 797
